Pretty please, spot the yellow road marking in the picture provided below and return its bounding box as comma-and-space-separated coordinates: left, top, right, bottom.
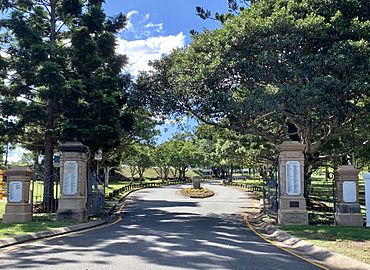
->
0, 193, 133, 255
244, 216, 329, 270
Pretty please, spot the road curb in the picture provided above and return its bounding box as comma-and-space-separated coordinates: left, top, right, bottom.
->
108, 187, 144, 215
0, 219, 106, 249
0, 187, 149, 251
248, 214, 370, 270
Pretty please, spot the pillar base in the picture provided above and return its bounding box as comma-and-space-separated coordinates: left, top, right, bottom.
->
278, 210, 308, 226
335, 213, 363, 227
3, 212, 32, 223
56, 209, 87, 223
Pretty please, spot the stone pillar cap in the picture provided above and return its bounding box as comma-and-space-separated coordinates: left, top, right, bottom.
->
59, 141, 89, 153
5, 166, 33, 177
278, 141, 306, 152
337, 165, 359, 173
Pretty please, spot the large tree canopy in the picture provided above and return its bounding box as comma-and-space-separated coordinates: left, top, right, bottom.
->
0, 0, 131, 207
135, 0, 370, 173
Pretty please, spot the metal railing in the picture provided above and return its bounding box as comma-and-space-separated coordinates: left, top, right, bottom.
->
106, 179, 192, 201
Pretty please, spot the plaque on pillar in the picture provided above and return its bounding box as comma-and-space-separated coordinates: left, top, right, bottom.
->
335, 165, 363, 227
62, 161, 78, 195
343, 181, 357, 203
277, 141, 308, 226
286, 161, 301, 196
9, 181, 23, 203
56, 141, 89, 222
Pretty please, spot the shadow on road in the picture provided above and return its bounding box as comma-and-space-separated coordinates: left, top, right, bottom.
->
1, 193, 325, 270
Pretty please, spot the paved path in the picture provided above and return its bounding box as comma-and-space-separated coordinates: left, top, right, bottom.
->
0, 183, 323, 270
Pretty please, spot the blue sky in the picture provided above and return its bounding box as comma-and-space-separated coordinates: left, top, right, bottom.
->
104, 0, 228, 76
104, 1, 228, 41
103, 1, 229, 143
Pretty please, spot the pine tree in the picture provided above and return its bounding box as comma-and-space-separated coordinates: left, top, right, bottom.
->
0, 0, 129, 210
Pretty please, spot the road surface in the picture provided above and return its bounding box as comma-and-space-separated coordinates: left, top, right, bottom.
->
0, 182, 323, 270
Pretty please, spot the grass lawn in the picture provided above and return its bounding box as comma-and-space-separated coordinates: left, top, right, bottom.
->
0, 200, 5, 219
0, 217, 75, 239
282, 225, 370, 264
119, 166, 199, 180
234, 178, 263, 186
104, 181, 130, 197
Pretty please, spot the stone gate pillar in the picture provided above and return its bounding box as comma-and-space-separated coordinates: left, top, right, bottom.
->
56, 141, 89, 222
3, 166, 32, 223
334, 165, 363, 226
278, 141, 308, 225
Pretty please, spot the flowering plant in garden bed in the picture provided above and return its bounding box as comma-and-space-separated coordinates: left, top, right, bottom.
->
180, 188, 214, 198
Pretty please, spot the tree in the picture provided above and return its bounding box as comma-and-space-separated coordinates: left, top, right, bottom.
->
195, 0, 251, 25
99, 108, 158, 186
165, 136, 202, 181
122, 143, 153, 184
0, 0, 129, 209
151, 142, 173, 182
133, 144, 153, 184
135, 0, 370, 194
195, 124, 274, 179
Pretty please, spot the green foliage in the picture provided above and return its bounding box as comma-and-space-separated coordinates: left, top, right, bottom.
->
0, 0, 132, 206
135, 0, 370, 172
163, 136, 203, 180
122, 143, 153, 182
0, 0, 130, 154
195, 124, 275, 176
151, 142, 173, 181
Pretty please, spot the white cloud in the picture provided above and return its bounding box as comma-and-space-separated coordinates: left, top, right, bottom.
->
117, 32, 186, 77
145, 22, 163, 33
123, 11, 164, 39
127, 10, 138, 18
0, 50, 9, 58
143, 13, 150, 21
163, 116, 189, 125
126, 10, 138, 32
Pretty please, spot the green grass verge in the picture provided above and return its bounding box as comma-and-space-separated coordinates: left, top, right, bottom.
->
119, 167, 199, 179
234, 178, 263, 186
0, 218, 75, 239
104, 181, 130, 197
0, 200, 5, 219
282, 225, 370, 264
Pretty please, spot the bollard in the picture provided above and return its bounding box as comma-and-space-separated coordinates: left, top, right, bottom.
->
192, 176, 201, 189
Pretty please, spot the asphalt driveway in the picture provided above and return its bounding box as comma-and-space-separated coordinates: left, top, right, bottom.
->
0, 182, 323, 270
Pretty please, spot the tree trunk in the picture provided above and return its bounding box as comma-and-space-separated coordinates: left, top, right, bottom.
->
138, 169, 144, 184
163, 166, 169, 182
129, 166, 137, 184
43, 0, 57, 212
179, 167, 186, 181
228, 165, 234, 181
103, 167, 112, 187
